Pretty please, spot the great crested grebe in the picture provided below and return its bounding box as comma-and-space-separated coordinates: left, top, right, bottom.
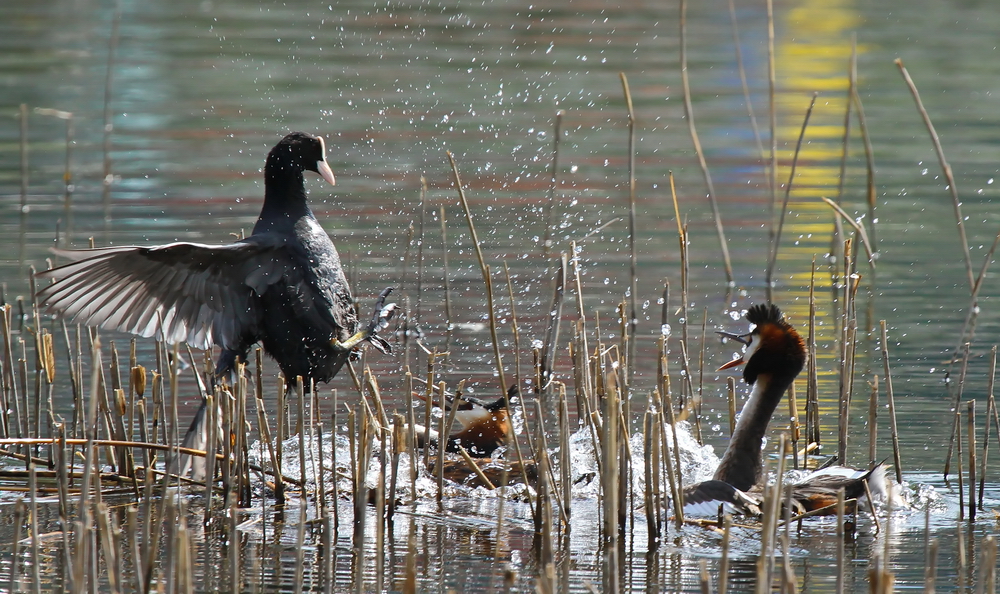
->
36, 132, 394, 476
682, 304, 886, 516
416, 386, 518, 457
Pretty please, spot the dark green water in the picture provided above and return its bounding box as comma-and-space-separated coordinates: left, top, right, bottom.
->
3, 0, 1000, 591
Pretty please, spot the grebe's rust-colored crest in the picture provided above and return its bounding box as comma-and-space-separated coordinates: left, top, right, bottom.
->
720, 304, 806, 386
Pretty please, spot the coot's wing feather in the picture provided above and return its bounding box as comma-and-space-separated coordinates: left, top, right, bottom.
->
35, 240, 289, 350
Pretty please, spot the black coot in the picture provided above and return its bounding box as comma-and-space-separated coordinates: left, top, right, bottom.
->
36, 131, 392, 470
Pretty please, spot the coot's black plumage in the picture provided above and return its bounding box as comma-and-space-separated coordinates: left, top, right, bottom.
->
36, 132, 391, 467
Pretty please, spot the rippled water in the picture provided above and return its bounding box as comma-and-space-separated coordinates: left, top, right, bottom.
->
4, 0, 1000, 591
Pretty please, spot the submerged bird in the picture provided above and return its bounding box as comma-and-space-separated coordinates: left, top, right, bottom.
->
36, 131, 393, 471
787, 463, 887, 514
682, 304, 886, 517
416, 386, 518, 457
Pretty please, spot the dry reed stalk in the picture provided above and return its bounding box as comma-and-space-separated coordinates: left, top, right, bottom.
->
316, 414, 327, 518
868, 376, 879, 465
679, 0, 733, 285
620, 73, 639, 388
755, 459, 775, 593
667, 173, 690, 366
540, 254, 567, 396
601, 361, 620, 542
502, 261, 525, 390
719, 514, 731, 594
944, 342, 971, 481
435, 381, 448, 505
765, 93, 818, 298
237, 366, 251, 506
773, 435, 788, 560
780, 486, 796, 594
423, 352, 436, 469
570, 242, 593, 411
254, 358, 283, 503
500, 265, 539, 492
439, 207, 454, 361
535, 405, 555, 568
414, 177, 427, 339
788, 382, 800, 470
17, 340, 29, 452
351, 407, 370, 552
697, 308, 708, 434
448, 152, 508, 396
54, 426, 72, 587
819, 198, 876, 265
493, 465, 510, 560
388, 413, 403, 519
659, 388, 684, 528
401, 215, 414, 321
837, 319, 856, 464
956, 407, 964, 520
364, 367, 390, 429
979, 346, 996, 508
202, 390, 217, 524
880, 321, 904, 483
275, 374, 287, 493
167, 342, 181, 480
403, 371, 417, 502
945, 227, 1000, 367
218, 384, 232, 504
453, 445, 494, 489
967, 400, 976, 521
541, 109, 564, 263
836, 242, 857, 463
856, 478, 879, 535
151, 370, 164, 458
643, 410, 659, 544
559, 383, 571, 523
895, 58, 974, 291
677, 341, 699, 441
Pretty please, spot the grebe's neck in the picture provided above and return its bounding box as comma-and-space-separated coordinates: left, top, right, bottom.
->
712, 371, 790, 491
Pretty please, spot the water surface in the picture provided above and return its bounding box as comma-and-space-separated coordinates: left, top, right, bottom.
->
3, 0, 1000, 591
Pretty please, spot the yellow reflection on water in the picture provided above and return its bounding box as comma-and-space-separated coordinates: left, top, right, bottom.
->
772, 0, 869, 434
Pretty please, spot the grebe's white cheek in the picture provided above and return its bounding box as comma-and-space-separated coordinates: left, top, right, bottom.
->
742, 334, 763, 361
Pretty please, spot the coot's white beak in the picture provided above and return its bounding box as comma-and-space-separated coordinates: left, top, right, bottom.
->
317, 159, 336, 186
316, 136, 336, 185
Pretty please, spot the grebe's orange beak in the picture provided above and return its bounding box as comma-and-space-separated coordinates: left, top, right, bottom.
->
718, 355, 744, 370
717, 330, 750, 371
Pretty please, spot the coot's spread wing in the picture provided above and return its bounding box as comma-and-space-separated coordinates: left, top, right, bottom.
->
35, 240, 295, 350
